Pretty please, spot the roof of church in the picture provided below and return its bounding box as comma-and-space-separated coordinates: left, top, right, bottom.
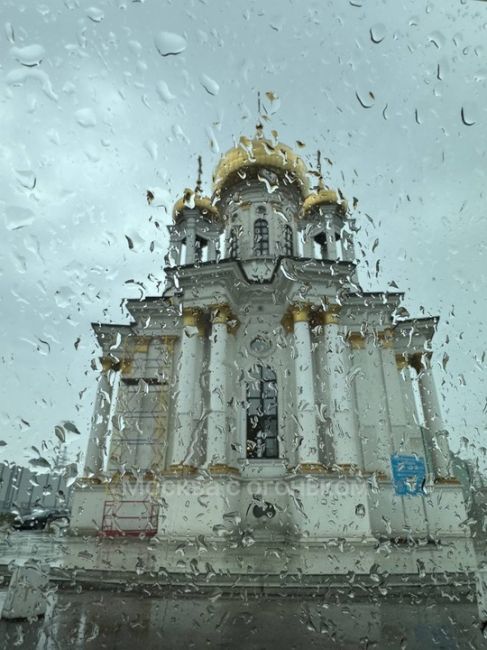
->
212, 136, 310, 199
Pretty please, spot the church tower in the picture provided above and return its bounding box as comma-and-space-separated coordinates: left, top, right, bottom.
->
68, 134, 475, 588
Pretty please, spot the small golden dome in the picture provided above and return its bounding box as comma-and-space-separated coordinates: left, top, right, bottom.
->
301, 182, 348, 218
172, 189, 220, 222
212, 137, 310, 198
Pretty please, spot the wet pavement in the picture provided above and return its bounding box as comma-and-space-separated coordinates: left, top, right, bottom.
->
0, 588, 483, 649
0, 532, 484, 649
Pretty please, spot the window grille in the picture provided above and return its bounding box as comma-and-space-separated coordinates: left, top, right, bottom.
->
246, 365, 279, 459
254, 218, 270, 256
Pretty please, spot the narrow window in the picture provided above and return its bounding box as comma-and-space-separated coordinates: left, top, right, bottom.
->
194, 236, 208, 262
254, 218, 269, 256
284, 224, 293, 256
246, 366, 279, 459
313, 232, 327, 259
228, 227, 239, 258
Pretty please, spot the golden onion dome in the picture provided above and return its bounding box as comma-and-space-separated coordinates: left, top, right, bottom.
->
212, 137, 310, 198
301, 181, 348, 218
172, 189, 220, 222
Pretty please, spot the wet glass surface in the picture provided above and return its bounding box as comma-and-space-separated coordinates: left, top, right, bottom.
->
1, 0, 486, 647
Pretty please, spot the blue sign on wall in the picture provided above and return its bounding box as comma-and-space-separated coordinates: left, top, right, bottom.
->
391, 454, 426, 496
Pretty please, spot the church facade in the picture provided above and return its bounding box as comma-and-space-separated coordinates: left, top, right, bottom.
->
68, 136, 475, 588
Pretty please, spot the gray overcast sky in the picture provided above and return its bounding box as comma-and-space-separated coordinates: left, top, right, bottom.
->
1, 0, 486, 474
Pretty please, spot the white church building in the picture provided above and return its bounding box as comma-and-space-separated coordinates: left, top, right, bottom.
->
67, 134, 476, 590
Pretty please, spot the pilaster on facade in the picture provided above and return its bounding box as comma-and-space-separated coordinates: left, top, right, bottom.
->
319, 303, 362, 470
206, 303, 239, 474
290, 303, 324, 472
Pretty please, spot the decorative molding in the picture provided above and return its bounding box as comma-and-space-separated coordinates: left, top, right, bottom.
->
378, 329, 394, 349
133, 336, 151, 354
76, 476, 105, 487
120, 359, 133, 375
294, 462, 326, 474
291, 303, 311, 324
281, 309, 294, 334
395, 354, 408, 370
323, 303, 341, 326
333, 463, 360, 475
409, 351, 426, 374
163, 464, 198, 477
348, 332, 366, 349
182, 307, 203, 327
100, 356, 123, 372
159, 335, 177, 351
433, 476, 460, 485
207, 464, 240, 476
182, 307, 206, 336
209, 303, 239, 333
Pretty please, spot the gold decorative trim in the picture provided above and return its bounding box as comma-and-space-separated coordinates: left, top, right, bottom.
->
294, 463, 326, 474
108, 471, 139, 483
101, 357, 112, 372
209, 303, 239, 333
395, 354, 408, 370
434, 476, 460, 485
333, 463, 360, 474
378, 329, 394, 349
208, 464, 240, 476
160, 335, 177, 352
143, 470, 160, 481
323, 303, 341, 325
348, 332, 366, 349
408, 352, 425, 374
120, 358, 133, 375
134, 336, 151, 354
182, 307, 205, 336
291, 304, 311, 324
76, 476, 105, 486
281, 310, 294, 334
101, 356, 119, 372
164, 464, 198, 477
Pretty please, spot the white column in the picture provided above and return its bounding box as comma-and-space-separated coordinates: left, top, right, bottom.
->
379, 331, 409, 450
167, 308, 203, 472
292, 305, 322, 471
300, 231, 314, 258
412, 353, 452, 479
184, 217, 196, 264
322, 306, 362, 468
84, 358, 114, 476
341, 231, 355, 262
206, 305, 237, 473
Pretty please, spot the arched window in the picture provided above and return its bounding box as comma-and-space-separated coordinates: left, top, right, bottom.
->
284, 225, 293, 256
246, 366, 279, 459
228, 227, 239, 258
254, 219, 269, 256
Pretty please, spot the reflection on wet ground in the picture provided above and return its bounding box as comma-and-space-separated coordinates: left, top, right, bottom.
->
0, 532, 483, 649
0, 589, 482, 650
